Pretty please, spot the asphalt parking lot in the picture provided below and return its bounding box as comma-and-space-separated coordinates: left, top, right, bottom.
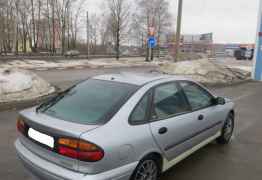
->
1, 66, 262, 180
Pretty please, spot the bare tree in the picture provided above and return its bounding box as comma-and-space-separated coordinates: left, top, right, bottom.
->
155, 0, 172, 58
0, 0, 89, 55
89, 14, 100, 54
106, 0, 130, 60
43, 0, 52, 51
0, 0, 171, 57
36, 0, 42, 49
0, 0, 7, 54
28, 0, 43, 52
133, 0, 155, 61
30, 0, 37, 51
18, 0, 31, 53
0, 0, 17, 54
14, 0, 21, 54
57, 0, 71, 55
99, 13, 113, 49
132, 0, 172, 60
71, 0, 84, 49
51, 0, 56, 54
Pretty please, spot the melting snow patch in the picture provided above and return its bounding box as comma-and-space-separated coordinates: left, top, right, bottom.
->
0, 68, 55, 103
160, 59, 251, 84
0, 69, 32, 94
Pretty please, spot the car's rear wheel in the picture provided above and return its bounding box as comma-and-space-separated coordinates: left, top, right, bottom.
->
131, 158, 160, 180
216, 113, 234, 144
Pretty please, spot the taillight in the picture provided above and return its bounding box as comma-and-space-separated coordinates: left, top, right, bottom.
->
17, 117, 26, 134
57, 138, 104, 162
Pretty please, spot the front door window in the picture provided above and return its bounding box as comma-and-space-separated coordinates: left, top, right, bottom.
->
152, 83, 190, 120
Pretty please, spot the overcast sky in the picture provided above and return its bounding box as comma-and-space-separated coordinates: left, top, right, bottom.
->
86, 0, 260, 44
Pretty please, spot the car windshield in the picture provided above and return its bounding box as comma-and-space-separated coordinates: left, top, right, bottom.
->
41, 79, 138, 125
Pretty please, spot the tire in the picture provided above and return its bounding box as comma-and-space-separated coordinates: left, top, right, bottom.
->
130, 157, 160, 180
216, 113, 234, 144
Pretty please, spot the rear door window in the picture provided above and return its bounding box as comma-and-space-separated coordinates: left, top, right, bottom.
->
129, 92, 150, 124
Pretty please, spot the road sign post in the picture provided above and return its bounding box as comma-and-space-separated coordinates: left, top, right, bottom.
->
148, 36, 156, 61
253, 0, 262, 80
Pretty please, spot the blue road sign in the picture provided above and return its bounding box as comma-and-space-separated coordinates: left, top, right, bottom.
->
254, 1, 262, 80
148, 36, 156, 48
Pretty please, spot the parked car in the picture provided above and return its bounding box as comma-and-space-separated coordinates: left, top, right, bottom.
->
234, 47, 254, 60
65, 50, 80, 57
245, 48, 254, 60
15, 73, 235, 180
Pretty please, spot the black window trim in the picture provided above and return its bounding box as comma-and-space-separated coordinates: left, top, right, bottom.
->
178, 80, 217, 113
129, 80, 218, 125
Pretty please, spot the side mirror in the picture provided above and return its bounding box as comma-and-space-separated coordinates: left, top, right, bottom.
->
214, 97, 226, 105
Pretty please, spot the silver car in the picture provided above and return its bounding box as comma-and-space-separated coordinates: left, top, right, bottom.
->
15, 73, 235, 180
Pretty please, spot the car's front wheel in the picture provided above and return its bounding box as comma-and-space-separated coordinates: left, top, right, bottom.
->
216, 113, 234, 144
131, 158, 160, 180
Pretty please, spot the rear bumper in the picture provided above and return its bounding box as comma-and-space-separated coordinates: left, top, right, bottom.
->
15, 139, 138, 180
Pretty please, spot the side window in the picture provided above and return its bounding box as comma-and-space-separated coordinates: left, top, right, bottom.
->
130, 93, 150, 124
152, 83, 190, 120
180, 82, 213, 110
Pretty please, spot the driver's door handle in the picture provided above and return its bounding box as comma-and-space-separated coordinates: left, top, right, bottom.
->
158, 127, 168, 134
198, 114, 204, 121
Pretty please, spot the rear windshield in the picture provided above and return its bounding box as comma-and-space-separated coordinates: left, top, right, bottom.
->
41, 79, 138, 125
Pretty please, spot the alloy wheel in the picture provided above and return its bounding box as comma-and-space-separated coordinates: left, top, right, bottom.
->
224, 116, 233, 140
134, 160, 158, 180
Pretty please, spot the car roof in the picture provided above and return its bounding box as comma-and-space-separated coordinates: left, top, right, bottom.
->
92, 72, 190, 86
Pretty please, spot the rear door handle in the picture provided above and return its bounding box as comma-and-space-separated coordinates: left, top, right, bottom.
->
198, 115, 204, 121
158, 127, 168, 134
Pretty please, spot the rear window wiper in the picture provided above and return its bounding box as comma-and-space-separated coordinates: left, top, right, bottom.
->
36, 85, 76, 113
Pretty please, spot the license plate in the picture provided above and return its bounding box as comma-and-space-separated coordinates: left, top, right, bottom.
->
28, 128, 54, 148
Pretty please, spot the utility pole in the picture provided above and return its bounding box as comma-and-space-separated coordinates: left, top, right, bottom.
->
52, 0, 55, 55
86, 11, 90, 59
174, 0, 183, 62
253, 0, 262, 80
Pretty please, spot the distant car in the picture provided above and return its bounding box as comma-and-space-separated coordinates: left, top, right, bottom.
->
15, 73, 235, 180
245, 48, 254, 60
234, 47, 254, 60
65, 50, 80, 57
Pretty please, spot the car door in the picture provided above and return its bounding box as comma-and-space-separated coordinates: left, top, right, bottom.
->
149, 82, 205, 161
179, 81, 224, 140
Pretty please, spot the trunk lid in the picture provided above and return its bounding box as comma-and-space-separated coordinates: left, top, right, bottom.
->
19, 107, 100, 172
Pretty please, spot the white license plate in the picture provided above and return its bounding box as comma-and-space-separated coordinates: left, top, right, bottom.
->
28, 128, 54, 148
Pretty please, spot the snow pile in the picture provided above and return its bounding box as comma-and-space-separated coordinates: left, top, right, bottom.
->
0, 68, 55, 103
160, 59, 251, 84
